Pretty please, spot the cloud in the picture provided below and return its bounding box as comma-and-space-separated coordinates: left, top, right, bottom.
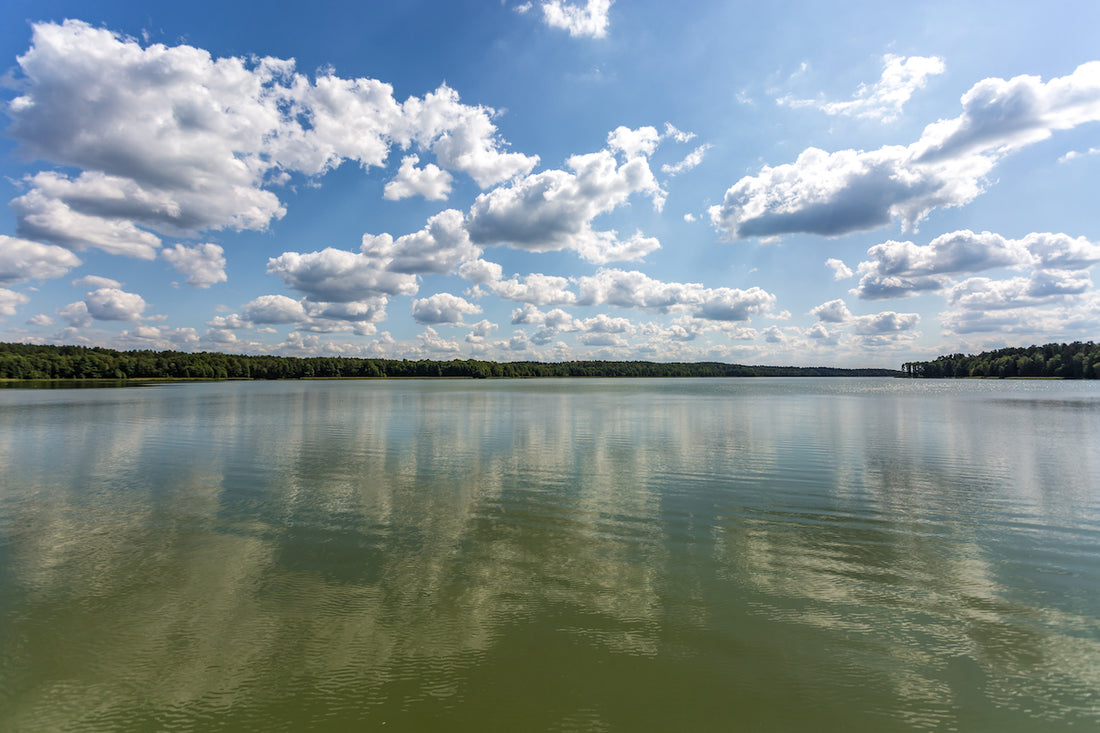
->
411, 292, 483, 324
576, 268, 777, 321
1024, 232, 1100, 269
509, 306, 635, 345
940, 309, 1037, 335
466, 145, 665, 262
825, 258, 853, 280
779, 54, 945, 122
417, 325, 462, 353
574, 230, 660, 264
206, 314, 251, 330
257, 297, 388, 337
913, 62, 1100, 163
1026, 268, 1092, 297
851, 310, 919, 335
851, 229, 1099, 299
486, 272, 578, 306
86, 287, 148, 321
577, 313, 632, 334
72, 275, 122, 289
712, 62, 1100, 240
241, 294, 308, 324
1059, 146, 1100, 163
810, 298, 852, 322
841, 227, 1098, 342
852, 230, 1026, 299
0, 289, 31, 317
6, 21, 533, 258
663, 123, 696, 143
575, 268, 693, 310
267, 248, 418, 302
0, 235, 82, 285
360, 209, 481, 274
709, 144, 988, 239
57, 301, 91, 327
162, 243, 227, 288
696, 287, 778, 321
58, 286, 148, 324
401, 86, 538, 187
940, 291, 1100, 336
946, 272, 1091, 310
763, 326, 787, 343
607, 125, 659, 158
458, 258, 504, 285
465, 319, 498, 343
662, 144, 711, 176
8, 21, 291, 247
383, 155, 453, 201
539, 0, 613, 39
806, 323, 837, 344
262, 211, 481, 318
12, 180, 164, 258
116, 324, 201, 351
509, 304, 539, 326
305, 299, 388, 324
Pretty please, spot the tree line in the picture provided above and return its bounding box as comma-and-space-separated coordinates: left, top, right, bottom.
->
0, 342, 902, 381
903, 341, 1100, 379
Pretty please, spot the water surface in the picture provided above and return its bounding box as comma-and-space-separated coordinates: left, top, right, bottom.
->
1, 378, 1098, 731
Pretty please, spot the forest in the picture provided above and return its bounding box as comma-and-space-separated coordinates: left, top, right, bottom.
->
903, 341, 1100, 379
0, 342, 901, 381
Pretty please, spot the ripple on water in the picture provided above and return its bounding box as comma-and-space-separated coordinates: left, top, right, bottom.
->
2, 379, 1099, 731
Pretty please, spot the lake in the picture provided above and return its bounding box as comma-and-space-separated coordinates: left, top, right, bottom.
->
1, 377, 1098, 731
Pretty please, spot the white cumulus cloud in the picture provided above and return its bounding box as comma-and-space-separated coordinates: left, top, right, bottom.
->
0, 235, 82, 285
852, 230, 1099, 299
360, 209, 481, 274
72, 275, 122, 290
6, 21, 534, 260
540, 0, 613, 38
0, 289, 31, 317
576, 268, 777, 322
411, 292, 483, 324
826, 258, 853, 280
267, 248, 419, 302
811, 299, 852, 322
59, 287, 148, 324
487, 272, 579, 306
241, 294, 308, 324
713, 62, 1100, 240
466, 145, 665, 263
383, 155, 454, 201
86, 287, 148, 321
162, 243, 227, 288
851, 311, 920, 335
607, 125, 660, 158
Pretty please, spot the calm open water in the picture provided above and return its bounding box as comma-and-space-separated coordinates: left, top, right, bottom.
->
1, 377, 1098, 731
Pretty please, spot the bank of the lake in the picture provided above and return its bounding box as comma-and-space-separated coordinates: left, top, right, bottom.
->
0, 342, 902, 381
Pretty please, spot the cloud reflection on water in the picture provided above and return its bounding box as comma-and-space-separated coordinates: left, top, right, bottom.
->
1, 379, 1098, 729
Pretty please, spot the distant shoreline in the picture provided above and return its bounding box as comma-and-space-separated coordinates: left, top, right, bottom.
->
1, 342, 902, 381
903, 341, 1098, 379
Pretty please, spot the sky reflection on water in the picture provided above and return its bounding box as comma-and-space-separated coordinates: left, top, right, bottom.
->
1, 378, 1098, 731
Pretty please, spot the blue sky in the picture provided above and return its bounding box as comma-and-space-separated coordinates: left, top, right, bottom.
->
1, 0, 1098, 367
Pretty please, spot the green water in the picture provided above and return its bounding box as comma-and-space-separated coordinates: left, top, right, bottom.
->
1, 378, 1098, 731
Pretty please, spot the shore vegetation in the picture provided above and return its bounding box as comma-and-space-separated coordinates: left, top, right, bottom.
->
0, 343, 902, 381
904, 341, 1100, 379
